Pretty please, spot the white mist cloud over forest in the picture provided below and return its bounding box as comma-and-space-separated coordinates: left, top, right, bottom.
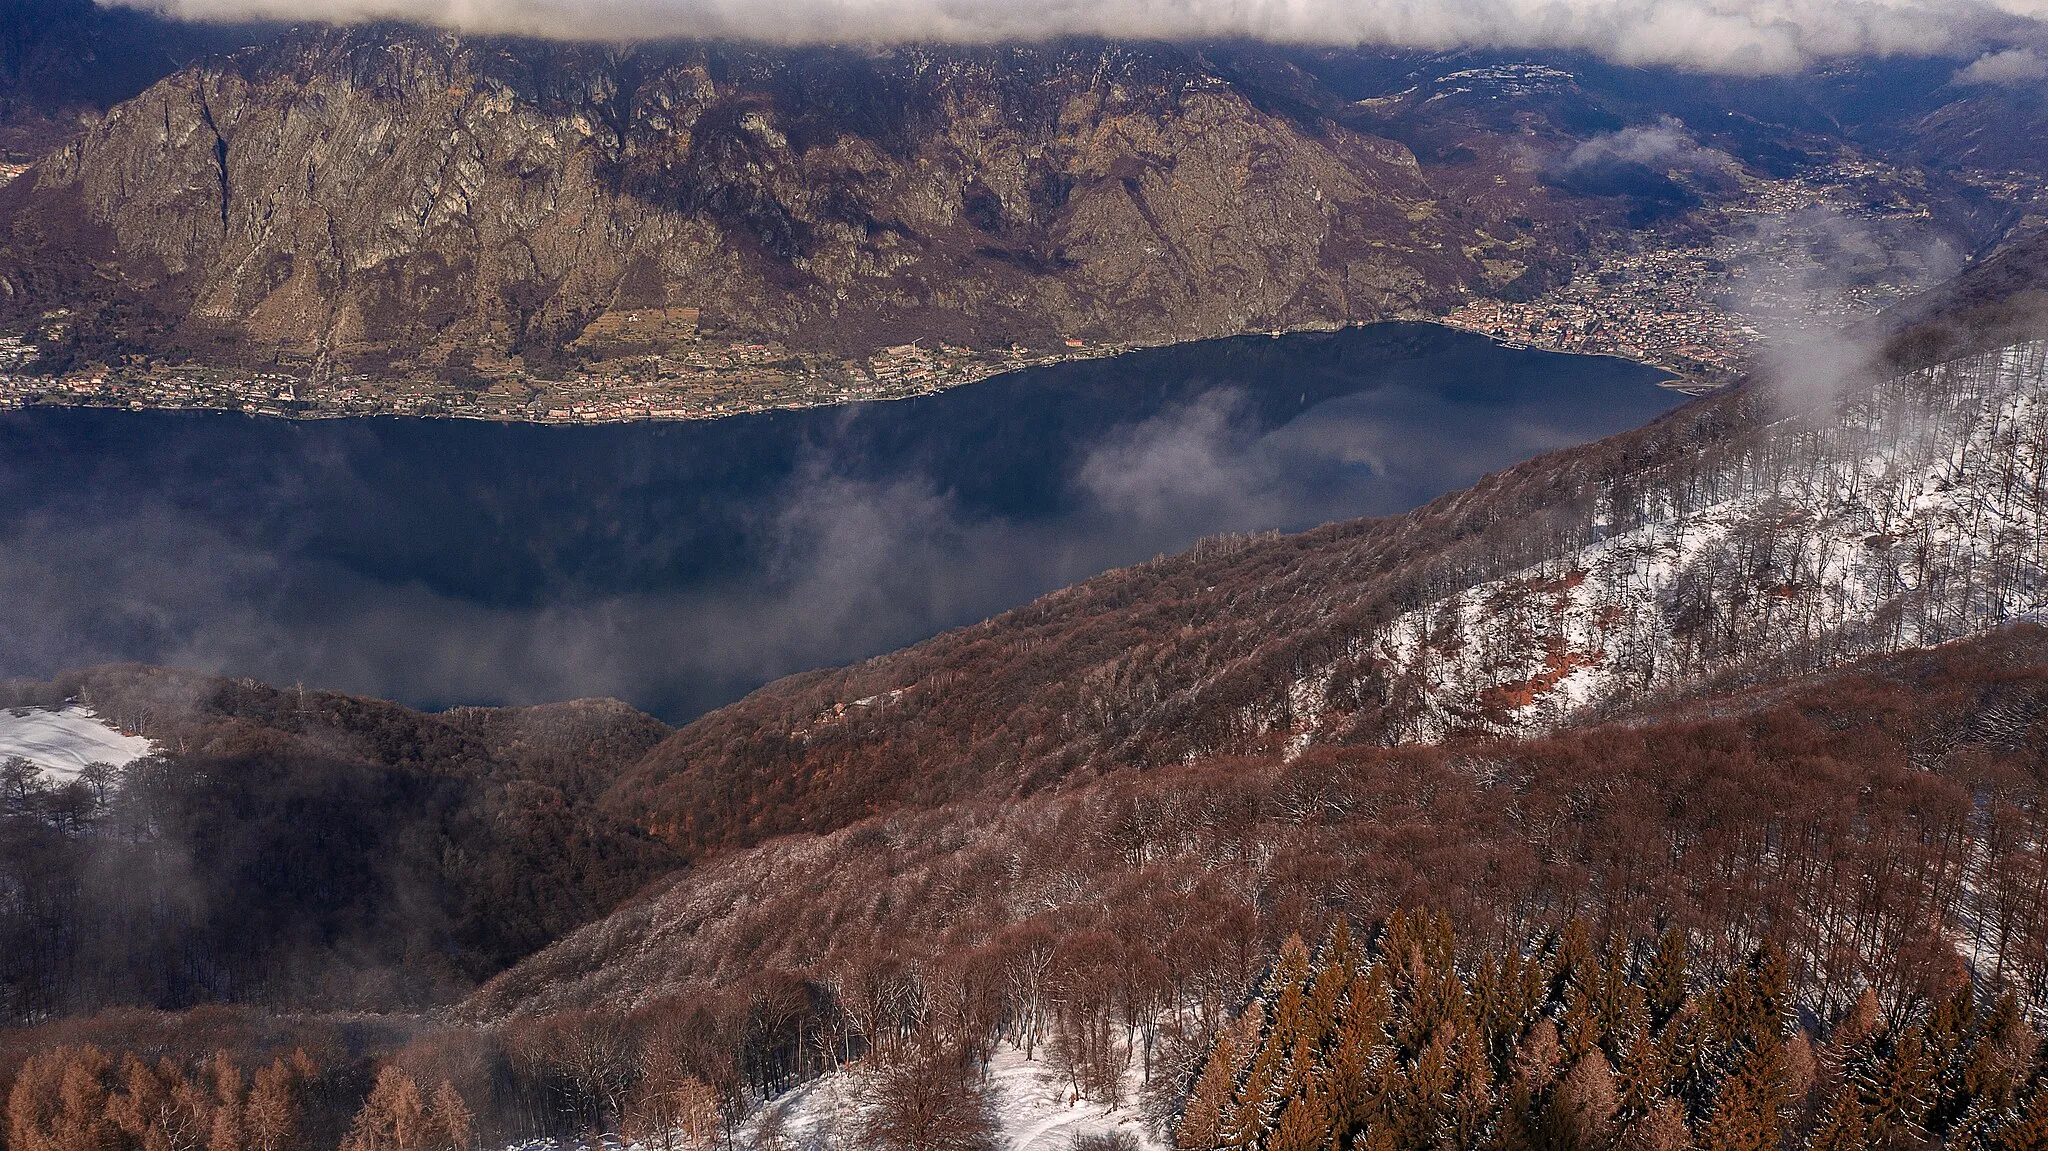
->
108, 0, 2048, 72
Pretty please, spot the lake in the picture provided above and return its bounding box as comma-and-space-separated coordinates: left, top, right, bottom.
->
0, 323, 1683, 720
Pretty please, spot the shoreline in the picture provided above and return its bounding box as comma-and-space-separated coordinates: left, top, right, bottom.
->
0, 319, 1707, 427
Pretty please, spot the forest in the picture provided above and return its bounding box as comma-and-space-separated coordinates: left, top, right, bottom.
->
1176, 914, 2048, 1151
0, 665, 677, 1018
6, 235, 2048, 1150
7, 622, 2047, 1149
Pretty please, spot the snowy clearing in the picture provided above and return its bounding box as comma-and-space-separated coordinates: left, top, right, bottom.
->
494, 1048, 1161, 1151
741, 1047, 1162, 1151
0, 706, 155, 781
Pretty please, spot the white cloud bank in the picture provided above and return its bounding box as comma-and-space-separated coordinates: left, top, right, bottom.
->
106, 0, 2048, 73
1955, 44, 2048, 82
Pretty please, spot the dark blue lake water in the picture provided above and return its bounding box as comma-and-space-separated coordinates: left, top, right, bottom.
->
0, 323, 1682, 720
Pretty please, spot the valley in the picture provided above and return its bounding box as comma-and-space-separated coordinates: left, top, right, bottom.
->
7, 5, 2048, 1151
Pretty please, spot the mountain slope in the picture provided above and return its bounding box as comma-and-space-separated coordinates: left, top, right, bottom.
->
0, 34, 1531, 376
599, 228, 2048, 856
1375, 337, 2048, 740
471, 622, 2048, 1027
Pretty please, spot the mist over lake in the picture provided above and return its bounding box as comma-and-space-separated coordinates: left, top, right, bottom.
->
0, 323, 1681, 721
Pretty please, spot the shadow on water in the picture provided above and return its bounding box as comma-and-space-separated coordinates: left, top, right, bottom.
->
0, 323, 1682, 721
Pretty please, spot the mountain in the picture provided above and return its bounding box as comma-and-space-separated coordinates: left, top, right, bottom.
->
421, 619, 2048, 1148
0, 30, 2035, 389
8, 26, 2048, 1151
0, 33, 1509, 377
0, 0, 274, 159
394, 236, 2048, 1146
469, 621, 2048, 1026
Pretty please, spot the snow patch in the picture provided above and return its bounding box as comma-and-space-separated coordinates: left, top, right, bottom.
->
741, 1047, 1161, 1151
0, 706, 156, 781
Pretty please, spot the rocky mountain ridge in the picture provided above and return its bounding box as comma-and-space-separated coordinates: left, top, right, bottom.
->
0, 33, 1522, 380
5, 26, 2042, 406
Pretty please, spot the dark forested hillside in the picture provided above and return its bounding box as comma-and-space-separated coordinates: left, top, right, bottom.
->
0, 665, 675, 1019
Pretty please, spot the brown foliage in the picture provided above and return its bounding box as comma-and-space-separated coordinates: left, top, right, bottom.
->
853, 1043, 997, 1151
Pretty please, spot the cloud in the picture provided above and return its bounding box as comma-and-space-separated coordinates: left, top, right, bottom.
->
1555, 118, 1731, 177
108, 0, 2048, 73
1546, 117, 1739, 211
1714, 203, 1963, 416
1954, 45, 2048, 83
0, 334, 1681, 722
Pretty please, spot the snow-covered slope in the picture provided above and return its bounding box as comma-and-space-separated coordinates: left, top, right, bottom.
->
742, 1048, 1159, 1151
1369, 340, 2048, 739
0, 705, 155, 780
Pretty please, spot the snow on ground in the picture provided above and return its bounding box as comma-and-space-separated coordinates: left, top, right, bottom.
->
1367, 339, 2048, 740
743, 1047, 1162, 1151
0, 706, 155, 781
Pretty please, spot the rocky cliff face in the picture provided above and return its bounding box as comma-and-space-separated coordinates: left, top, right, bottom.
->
0, 32, 1576, 376
0, 0, 271, 159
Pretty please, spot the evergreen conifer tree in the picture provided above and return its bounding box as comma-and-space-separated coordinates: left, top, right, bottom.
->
1328, 972, 1393, 1133
1221, 1058, 1280, 1150
429, 1082, 472, 1151
1964, 992, 2033, 1114
343, 1067, 431, 1151
1644, 929, 1688, 1031
1615, 1098, 1691, 1151
1541, 1053, 1618, 1151
1488, 1082, 1541, 1151
1325, 919, 1360, 985
245, 1054, 311, 1151
1267, 1076, 1336, 1151
1615, 1028, 1671, 1116
1178, 1032, 1243, 1151
1864, 1029, 1937, 1148
1696, 1043, 1785, 1151
1807, 1086, 1870, 1151
1999, 1084, 2048, 1151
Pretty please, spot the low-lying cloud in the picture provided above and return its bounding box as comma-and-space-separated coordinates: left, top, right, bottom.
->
110, 0, 2048, 73
1955, 45, 2048, 83
0, 332, 1680, 721
1546, 116, 1740, 209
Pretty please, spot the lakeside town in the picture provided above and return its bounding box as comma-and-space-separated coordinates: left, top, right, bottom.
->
1443, 156, 2048, 392
0, 331, 1152, 423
